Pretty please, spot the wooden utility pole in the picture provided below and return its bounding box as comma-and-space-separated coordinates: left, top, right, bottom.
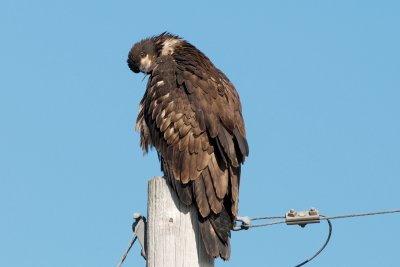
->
147, 177, 214, 267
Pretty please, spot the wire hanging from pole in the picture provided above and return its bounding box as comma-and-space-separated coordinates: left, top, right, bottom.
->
117, 234, 137, 267
294, 216, 332, 267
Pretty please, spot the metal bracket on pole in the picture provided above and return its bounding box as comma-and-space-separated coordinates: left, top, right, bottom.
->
132, 213, 147, 259
285, 208, 321, 228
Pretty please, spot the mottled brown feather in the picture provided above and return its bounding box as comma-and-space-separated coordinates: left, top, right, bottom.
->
180, 152, 191, 184
202, 168, 223, 214
193, 175, 210, 217
209, 154, 228, 199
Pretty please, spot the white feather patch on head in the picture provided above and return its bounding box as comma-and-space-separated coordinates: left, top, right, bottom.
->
161, 38, 181, 56
140, 55, 153, 73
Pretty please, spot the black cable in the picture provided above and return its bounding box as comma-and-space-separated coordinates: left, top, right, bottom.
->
294, 217, 332, 267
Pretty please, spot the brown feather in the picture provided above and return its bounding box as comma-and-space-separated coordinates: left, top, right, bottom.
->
229, 166, 240, 217
196, 147, 210, 171
152, 102, 163, 121
209, 154, 228, 199
159, 116, 171, 132
193, 135, 202, 154
168, 131, 180, 145
217, 125, 239, 167
178, 122, 191, 137
199, 219, 219, 257
172, 150, 184, 181
171, 112, 183, 123
201, 136, 210, 151
180, 152, 191, 184
163, 127, 174, 142
188, 152, 199, 180
193, 176, 210, 217
178, 133, 190, 152
204, 108, 219, 138
173, 179, 193, 205
202, 169, 223, 214
188, 132, 195, 154
164, 102, 176, 116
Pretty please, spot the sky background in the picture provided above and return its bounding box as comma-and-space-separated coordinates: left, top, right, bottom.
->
1, 1, 399, 266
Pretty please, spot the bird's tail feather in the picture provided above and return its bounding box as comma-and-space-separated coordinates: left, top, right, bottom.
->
198, 205, 232, 260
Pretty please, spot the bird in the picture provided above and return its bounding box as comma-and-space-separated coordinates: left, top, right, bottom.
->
127, 32, 249, 260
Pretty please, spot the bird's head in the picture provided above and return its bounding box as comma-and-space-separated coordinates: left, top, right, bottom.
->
127, 33, 182, 74
127, 38, 158, 74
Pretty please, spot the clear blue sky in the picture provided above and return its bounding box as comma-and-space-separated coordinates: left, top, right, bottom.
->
1, 1, 399, 266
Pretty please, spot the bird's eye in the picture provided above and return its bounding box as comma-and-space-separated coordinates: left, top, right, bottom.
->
140, 52, 146, 58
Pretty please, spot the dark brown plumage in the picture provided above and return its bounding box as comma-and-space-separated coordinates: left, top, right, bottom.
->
127, 32, 249, 260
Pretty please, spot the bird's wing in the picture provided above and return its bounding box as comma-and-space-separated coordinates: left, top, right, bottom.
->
141, 55, 248, 218
174, 55, 249, 166
173, 55, 249, 218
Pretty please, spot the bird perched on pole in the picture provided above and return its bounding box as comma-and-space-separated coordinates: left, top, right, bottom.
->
127, 32, 249, 260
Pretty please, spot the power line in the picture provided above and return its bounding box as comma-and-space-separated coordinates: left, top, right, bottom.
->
234, 209, 400, 230
249, 215, 286, 221
233, 208, 400, 267
321, 209, 400, 221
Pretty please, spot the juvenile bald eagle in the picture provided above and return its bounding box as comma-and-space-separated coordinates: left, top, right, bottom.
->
127, 32, 249, 260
